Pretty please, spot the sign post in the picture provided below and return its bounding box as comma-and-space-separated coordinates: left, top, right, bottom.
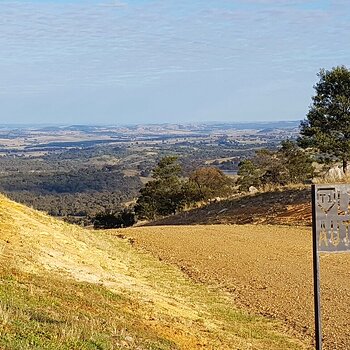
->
311, 184, 350, 350
311, 185, 322, 350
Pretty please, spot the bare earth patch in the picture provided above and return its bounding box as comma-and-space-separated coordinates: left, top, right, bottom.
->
124, 225, 350, 350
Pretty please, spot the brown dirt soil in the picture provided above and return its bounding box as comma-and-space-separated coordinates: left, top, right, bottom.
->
147, 188, 312, 226
124, 225, 350, 350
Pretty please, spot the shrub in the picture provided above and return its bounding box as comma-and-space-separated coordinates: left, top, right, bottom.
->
93, 208, 136, 229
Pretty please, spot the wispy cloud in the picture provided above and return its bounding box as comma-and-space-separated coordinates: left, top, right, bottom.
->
0, 0, 348, 122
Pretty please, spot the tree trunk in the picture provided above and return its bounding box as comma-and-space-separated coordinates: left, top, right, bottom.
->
343, 159, 348, 175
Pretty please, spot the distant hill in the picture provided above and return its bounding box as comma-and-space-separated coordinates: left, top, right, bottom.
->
146, 187, 311, 227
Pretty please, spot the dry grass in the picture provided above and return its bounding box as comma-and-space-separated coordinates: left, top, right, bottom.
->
258, 183, 308, 193
0, 194, 310, 349
314, 173, 350, 184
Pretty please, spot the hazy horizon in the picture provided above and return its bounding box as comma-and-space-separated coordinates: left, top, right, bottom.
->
0, 0, 349, 124
0, 119, 301, 127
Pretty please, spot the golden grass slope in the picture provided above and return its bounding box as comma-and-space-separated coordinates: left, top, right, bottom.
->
0, 194, 310, 349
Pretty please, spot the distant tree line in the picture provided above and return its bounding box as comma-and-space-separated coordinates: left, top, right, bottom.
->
0, 167, 140, 194
2, 166, 142, 226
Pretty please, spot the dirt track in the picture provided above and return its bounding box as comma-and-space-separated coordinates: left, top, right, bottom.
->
124, 225, 350, 350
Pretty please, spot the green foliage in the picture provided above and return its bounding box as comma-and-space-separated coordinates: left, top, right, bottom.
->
298, 66, 350, 172
93, 208, 136, 229
237, 142, 314, 191
237, 160, 262, 191
253, 149, 288, 186
279, 140, 314, 183
181, 180, 205, 204
189, 167, 233, 200
152, 156, 182, 180
135, 158, 234, 220
135, 156, 187, 220
2, 165, 142, 225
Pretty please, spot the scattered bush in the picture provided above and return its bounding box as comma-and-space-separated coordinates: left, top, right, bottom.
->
93, 208, 137, 229
135, 157, 234, 220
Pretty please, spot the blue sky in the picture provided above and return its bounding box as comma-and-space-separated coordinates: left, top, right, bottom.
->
0, 0, 349, 124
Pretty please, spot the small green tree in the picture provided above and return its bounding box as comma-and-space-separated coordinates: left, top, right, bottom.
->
119, 208, 137, 227
152, 156, 182, 180
279, 140, 314, 183
237, 142, 314, 191
298, 66, 350, 173
237, 159, 262, 191
135, 156, 187, 220
253, 149, 288, 186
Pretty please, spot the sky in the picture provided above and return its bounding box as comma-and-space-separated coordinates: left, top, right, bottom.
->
0, 0, 349, 124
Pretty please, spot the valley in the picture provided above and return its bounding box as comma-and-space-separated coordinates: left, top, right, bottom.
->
0, 122, 299, 225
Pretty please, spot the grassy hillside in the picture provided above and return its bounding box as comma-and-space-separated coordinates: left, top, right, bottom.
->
0, 194, 310, 350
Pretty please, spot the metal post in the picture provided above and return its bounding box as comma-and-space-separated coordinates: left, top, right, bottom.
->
311, 185, 322, 350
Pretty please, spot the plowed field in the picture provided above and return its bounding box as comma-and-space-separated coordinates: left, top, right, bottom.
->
124, 225, 350, 350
